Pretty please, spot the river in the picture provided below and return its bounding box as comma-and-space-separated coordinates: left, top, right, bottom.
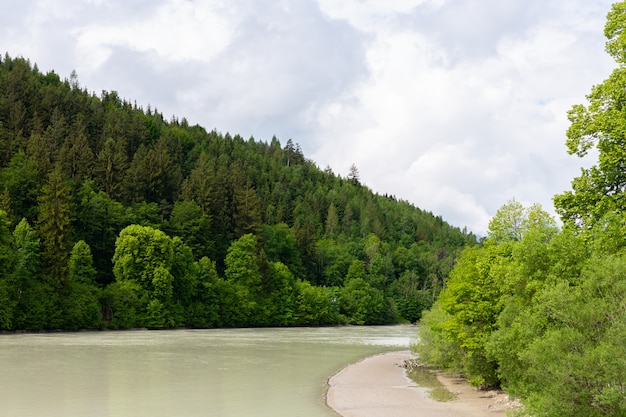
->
0, 326, 417, 417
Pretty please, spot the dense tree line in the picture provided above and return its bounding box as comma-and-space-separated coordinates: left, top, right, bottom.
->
0, 52, 475, 330
415, 3, 626, 415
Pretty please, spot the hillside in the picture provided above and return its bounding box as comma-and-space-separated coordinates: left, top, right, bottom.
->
0, 53, 475, 330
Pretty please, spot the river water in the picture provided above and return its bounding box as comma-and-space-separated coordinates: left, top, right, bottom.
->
0, 326, 417, 417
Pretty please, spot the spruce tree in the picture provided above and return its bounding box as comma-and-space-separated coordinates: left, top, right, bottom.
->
180, 152, 213, 215
95, 137, 128, 200
59, 116, 95, 182
37, 165, 73, 290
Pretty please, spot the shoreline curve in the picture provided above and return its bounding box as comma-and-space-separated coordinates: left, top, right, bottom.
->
326, 350, 513, 417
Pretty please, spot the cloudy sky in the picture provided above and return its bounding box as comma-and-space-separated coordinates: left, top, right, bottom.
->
2, 0, 617, 235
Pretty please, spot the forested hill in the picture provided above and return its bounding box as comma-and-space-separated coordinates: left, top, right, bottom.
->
0, 54, 475, 330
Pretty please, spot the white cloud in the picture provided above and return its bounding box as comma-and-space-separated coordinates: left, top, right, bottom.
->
312, 0, 615, 234
74, 0, 236, 71
316, 0, 440, 31
1, 0, 617, 235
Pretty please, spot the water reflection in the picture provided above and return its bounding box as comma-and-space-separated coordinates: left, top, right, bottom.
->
0, 326, 417, 417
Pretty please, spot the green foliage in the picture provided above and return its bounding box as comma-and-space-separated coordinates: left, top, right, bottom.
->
260, 223, 304, 279
516, 254, 626, 416
340, 260, 393, 325
0, 280, 13, 329
102, 280, 144, 329
94, 137, 128, 200
0, 53, 475, 330
266, 261, 297, 326
225, 233, 262, 290
74, 182, 127, 285
487, 199, 526, 242
0, 151, 40, 222
414, 302, 464, 371
112, 224, 195, 327
0, 210, 13, 274
113, 224, 174, 289
389, 270, 432, 323
166, 200, 212, 260
59, 117, 94, 182
10, 218, 47, 330
437, 244, 506, 387
345, 259, 367, 282
418, 200, 626, 414
554, 1, 626, 228
37, 165, 73, 289
62, 282, 101, 330
294, 280, 341, 325
180, 151, 212, 214
232, 176, 262, 238
68, 240, 97, 286
0, 210, 15, 329
316, 238, 354, 286
186, 256, 220, 327
605, 0, 626, 64
489, 7, 626, 412
325, 202, 339, 236
63, 240, 101, 329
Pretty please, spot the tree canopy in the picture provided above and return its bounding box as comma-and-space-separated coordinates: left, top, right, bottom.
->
554, 1, 626, 228
0, 51, 475, 330
416, 3, 626, 415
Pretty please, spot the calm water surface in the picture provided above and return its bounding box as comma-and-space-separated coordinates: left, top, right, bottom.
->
0, 326, 417, 417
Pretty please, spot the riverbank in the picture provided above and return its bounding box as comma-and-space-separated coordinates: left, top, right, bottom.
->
327, 350, 517, 417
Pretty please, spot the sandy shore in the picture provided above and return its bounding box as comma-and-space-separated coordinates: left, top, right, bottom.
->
326, 350, 514, 417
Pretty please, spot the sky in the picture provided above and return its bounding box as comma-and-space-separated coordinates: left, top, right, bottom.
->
1, 0, 618, 235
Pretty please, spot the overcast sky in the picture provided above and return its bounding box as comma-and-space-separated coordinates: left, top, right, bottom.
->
2, 0, 617, 235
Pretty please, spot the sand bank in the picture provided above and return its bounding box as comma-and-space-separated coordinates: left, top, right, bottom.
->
327, 350, 515, 417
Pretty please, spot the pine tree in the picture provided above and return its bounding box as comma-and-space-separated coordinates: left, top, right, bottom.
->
94, 137, 128, 199
28, 108, 67, 177
233, 182, 262, 239
37, 165, 73, 289
146, 138, 181, 204
122, 144, 148, 203
348, 163, 360, 185
59, 116, 95, 182
325, 202, 339, 236
180, 152, 213, 215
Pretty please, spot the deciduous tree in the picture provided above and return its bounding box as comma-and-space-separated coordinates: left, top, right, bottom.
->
554, 1, 626, 227
63, 240, 101, 329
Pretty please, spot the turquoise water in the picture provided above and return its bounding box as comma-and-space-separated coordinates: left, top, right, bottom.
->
0, 326, 417, 417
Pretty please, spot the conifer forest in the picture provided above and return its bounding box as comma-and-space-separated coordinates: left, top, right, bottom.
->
0, 54, 475, 331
